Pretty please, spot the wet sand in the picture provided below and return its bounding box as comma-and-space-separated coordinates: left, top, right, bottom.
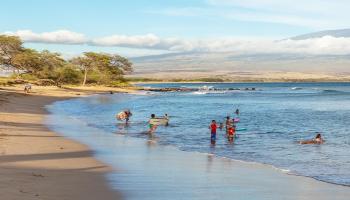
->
0, 86, 131, 200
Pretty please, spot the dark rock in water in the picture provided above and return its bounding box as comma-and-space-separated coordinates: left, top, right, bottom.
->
142, 87, 197, 92
141, 87, 257, 92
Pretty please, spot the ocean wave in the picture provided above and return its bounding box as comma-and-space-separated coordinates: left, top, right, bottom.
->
192, 91, 227, 95
291, 87, 303, 90
321, 89, 346, 94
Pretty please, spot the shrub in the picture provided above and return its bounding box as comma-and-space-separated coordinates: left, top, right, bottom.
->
108, 80, 131, 87
56, 66, 82, 84
34, 79, 56, 86
15, 73, 38, 81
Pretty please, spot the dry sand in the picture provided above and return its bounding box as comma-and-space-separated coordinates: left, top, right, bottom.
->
0, 85, 133, 200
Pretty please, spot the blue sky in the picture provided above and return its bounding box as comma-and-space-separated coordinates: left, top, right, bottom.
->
1, 0, 349, 57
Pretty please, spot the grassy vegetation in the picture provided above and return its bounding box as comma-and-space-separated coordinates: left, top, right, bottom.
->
0, 77, 10, 86
125, 77, 163, 82
194, 77, 225, 82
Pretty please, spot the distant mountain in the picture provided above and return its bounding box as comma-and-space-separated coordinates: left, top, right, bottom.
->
291, 28, 350, 40
130, 52, 350, 75
129, 29, 350, 79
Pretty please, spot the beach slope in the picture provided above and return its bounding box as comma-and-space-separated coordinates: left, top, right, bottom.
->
0, 86, 125, 200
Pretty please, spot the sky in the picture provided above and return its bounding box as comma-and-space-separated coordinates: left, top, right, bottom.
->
1, 0, 350, 57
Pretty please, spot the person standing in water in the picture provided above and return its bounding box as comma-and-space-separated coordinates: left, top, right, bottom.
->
124, 110, 132, 124
164, 113, 169, 126
225, 116, 232, 136
209, 120, 218, 143
227, 125, 236, 142
148, 114, 157, 133
235, 108, 240, 116
219, 122, 223, 130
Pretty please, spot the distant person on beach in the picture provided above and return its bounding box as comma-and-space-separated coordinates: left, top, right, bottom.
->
299, 133, 324, 144
209, 120, 217, 142
235, 109, 240, 116
148, 114, 157, 133
24, 83, 32, 93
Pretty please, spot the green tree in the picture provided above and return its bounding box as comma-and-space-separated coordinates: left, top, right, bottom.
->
0, 35, 23, 73
12, 49, 42, 75
70, 52, 110, 86
37, 50, 66, 79
1, 35, 133, 85
108, 54, 133, 77
55, 64, 83, 84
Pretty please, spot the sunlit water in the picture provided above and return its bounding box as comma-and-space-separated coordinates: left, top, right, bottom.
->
47, 82, 350, 186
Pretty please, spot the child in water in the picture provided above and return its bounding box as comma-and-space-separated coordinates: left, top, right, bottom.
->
148, 114, 157, 133
209, 120, 217, 142
219, 122, 223, 130
235, 108, 240, 116
227, 125, 236, 142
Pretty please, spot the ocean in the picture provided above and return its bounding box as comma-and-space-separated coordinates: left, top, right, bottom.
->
46, 82, 350, 189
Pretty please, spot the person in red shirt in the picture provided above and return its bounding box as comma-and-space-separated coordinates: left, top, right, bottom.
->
209, 120, 217, 142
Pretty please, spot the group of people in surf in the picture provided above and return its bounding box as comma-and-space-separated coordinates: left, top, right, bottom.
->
209, 109, 240, 144
116, 110, 169, 134
117, 107, 324, 145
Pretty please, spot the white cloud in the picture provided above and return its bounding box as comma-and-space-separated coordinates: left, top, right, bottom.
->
4, 30, 350, 55
91, 34, 196, 51
93, 34, 350, 56
4, 30, 87, 44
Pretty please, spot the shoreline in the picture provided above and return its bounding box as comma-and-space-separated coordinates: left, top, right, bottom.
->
46, 101, 350, 200
0, 85, 133, 200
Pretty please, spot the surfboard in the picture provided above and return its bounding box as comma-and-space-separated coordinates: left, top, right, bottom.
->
236, 128, 247, 132
149, 117, 169, 125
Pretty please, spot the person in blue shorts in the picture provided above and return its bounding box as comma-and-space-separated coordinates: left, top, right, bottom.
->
209, 120, 217, 142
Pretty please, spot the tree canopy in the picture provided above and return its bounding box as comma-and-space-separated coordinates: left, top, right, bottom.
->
0, 35, 23, 67
0, 35, 133, 86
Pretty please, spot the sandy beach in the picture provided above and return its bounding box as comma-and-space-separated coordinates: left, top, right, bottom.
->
0, 85, 132, 200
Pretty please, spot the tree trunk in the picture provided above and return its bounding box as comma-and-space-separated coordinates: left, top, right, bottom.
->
83, 68, 88, 86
